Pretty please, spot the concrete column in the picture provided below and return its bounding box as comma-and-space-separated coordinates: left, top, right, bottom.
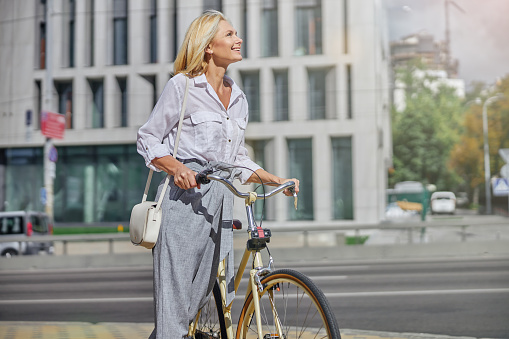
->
75, 0, 87, 68
94, 0, 109, 66
246, 0, 260, 59
157, 0, 173, 63
178, 0, 201, 50
104, 74, 117, 128
313, 131, 331, 222
273, 134, 287, 222
290, 65, 307, 122
129, 0, 148, 65
73, 77, 87, 130
279, 0, 293, 58
260, 68, 273, 123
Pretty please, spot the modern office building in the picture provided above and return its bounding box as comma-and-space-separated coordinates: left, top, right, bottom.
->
0, 0, 392, 227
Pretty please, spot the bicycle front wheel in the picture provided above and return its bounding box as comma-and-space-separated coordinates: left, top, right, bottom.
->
194, 280, 228, 338
236, 269, 341, 339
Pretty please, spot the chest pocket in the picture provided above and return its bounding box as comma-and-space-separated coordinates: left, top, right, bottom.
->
190, 111, 223, 153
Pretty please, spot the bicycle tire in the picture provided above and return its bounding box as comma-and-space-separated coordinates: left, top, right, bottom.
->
194, 280, 228, 338
236, 269, 341, 339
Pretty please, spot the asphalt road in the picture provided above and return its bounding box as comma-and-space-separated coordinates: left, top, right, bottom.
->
0, 257, 508, 339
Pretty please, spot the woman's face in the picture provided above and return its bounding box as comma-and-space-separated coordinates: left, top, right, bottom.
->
207, 20, 243, 67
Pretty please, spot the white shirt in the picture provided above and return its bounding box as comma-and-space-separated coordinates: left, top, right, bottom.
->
137, 73, 261, 184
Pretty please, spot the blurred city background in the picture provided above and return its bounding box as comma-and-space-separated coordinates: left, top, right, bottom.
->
0, 0, 508, 338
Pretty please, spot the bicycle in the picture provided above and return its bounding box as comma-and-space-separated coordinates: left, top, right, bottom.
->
188, 170, 341, 339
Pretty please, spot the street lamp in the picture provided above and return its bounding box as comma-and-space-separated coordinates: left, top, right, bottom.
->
482, 94, 503, 214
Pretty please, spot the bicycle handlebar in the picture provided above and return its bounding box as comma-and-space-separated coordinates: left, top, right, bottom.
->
196, 171, 295, 200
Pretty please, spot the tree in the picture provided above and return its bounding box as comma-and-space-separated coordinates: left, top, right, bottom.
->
390, 62, 463, 190
450, 75, 509, 199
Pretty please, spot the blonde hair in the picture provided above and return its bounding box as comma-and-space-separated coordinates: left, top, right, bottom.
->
174, 10, 229, 77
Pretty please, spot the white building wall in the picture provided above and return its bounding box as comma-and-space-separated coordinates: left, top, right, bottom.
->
0, 0, 392, 225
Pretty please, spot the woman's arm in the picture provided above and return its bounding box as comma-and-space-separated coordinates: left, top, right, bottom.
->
151, 156, 199, 190
246, 168, 300, 196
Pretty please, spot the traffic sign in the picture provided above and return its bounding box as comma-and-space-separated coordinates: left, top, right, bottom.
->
41, 111, 66, 139
40, 187, 47, 206
501, 164, 509, 179
499, 149, 509, 163
49, 146, 58, 162
493, 178, 509, 197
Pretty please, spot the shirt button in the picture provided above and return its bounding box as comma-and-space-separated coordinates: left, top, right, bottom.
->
227, 117, 230, 120
228, 139, 231, 142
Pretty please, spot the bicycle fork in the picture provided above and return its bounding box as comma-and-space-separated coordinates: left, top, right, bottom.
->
249, 251, 284, 339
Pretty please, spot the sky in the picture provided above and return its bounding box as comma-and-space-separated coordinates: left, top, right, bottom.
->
384, 0, 509, 88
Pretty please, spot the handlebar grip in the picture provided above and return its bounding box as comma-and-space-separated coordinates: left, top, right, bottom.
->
195, 169, 213, 185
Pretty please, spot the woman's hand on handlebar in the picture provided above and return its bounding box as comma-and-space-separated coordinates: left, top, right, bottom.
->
174, 163, 200, 190
282, 178, 300, 196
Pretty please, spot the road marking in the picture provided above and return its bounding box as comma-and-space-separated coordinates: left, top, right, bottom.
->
323, 288, 509, 298
2, 288, 508, 305
0, 297, 153, 305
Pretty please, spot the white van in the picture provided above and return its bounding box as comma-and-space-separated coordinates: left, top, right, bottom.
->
430, 192, 456, 215
0, 211, 54, 257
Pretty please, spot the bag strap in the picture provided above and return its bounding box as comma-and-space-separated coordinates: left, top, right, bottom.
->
141, 76, 190, 207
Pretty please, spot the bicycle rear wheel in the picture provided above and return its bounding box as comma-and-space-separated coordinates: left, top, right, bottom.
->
236, 269, 341, 339
194, 280, 228, 338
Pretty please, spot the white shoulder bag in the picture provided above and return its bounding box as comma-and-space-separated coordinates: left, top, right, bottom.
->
129, 76, 190, 249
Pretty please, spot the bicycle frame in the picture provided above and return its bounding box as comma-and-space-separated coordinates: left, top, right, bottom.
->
189, 175, 295, 339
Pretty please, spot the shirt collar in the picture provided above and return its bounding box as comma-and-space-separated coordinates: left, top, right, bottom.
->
194, 73, 244, 110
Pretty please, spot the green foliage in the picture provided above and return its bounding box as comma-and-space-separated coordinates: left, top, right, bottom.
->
390, 62, 463, 190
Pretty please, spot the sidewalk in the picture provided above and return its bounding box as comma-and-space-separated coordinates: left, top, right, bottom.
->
0, 321, 491, 339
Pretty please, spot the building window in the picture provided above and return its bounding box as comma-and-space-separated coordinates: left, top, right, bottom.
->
34, 80, 42, 129
242, 0, 248, 58
261, 0, 278, 57
249, 140, 271, 220
85, 0, 95, 66
113, 0, 128, 65
241, 71, 261, 122
68, 0, 76, 67
332, 137, 353, 219
149, 0, 157, 63
37, 0, 47, 69
287, 139, 313, 220
295, 0, 322, 56
56, 81, 73, 129
88, 79, 104, 128
346, 64, 352, 119
117, 77, 128, 127
343, 0, 348, 54
273, 70, 288, 121
308, 68, 327, 120
203, 0, 222, 11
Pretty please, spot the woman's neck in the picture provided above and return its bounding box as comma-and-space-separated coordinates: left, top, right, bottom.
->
205, 64, 229, 93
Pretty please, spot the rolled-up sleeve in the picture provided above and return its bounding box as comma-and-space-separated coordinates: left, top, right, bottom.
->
234, 144, 262, 184
137, 78, 182, 171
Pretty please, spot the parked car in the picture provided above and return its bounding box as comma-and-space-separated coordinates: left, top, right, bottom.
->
430, 192, 456, 215
0, 211, 54, 257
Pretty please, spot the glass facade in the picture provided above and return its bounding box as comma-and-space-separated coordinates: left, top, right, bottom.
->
56, 81, 73, 129
273, 69, 289, 121
149, 0, 157, 63
261, 0, 278, 57
113, 0, 128, 65
88, 79, 104, 128
331, 137, 353, 219
308, 68, 327, 120
241, 71, 261, 122
1, 145, 154, 224
287, 138, 313, 220
295, 0, 322, 56
249, 140, 270, 221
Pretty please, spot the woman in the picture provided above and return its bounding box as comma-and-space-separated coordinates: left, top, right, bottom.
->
137, 10, 299, 339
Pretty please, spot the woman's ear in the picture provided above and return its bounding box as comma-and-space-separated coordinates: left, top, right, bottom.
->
205, 45, 213, 55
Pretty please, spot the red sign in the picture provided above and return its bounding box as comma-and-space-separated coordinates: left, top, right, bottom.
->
41, 111, 66, 139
